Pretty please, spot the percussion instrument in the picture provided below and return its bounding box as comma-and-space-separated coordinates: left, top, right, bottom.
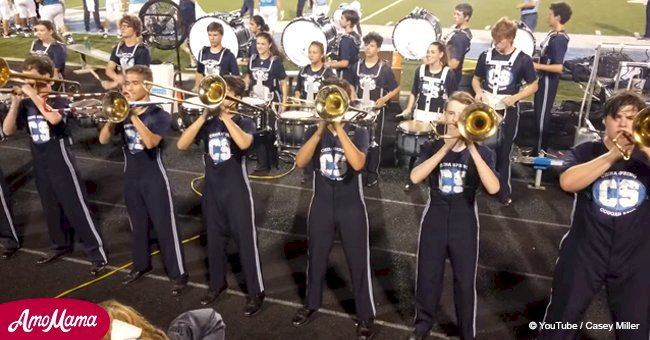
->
392, 8, 442, 60
276, 110, 318, 148
281, 15, 338, 66
188, 14, 251, 59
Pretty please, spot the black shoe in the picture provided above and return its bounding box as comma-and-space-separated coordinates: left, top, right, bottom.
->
404, 182, 412, 191
171, 275, 188, 296
500, 196, 513, 207
292, 307, 316, 326
1, 248, 18, 259
251, 167, 270, 176
366, 174, 379, 187
243, 293, 265, 317
357, 320, 374, 340
36, 249, 71, 264
406, 329, 427, 340
200, 286, 226, 305
90, 261, 107, 276
121, 268, 151, 285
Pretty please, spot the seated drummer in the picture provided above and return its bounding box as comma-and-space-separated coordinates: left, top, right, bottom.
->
471, 17, 538, 206
193, 22, 239, 92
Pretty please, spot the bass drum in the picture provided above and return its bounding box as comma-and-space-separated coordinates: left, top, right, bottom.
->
513, 21, 536, 57
281, 15, 338, 67
392, 7, 442, 60
189, 14, 251, 59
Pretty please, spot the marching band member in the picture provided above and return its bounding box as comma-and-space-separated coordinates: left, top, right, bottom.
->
246, 15, 270, 61
0, 168, 19, 259
31, 20, 67, 82
349, 32, 400, 187
291, 77, 375, 340
325, 9, 361, 84
471, 17, 538, 206
194, 22, 240, 92
257, 0, 282, 33
401, 41, 458, 191
444, 3, 473, 85
103, 15, 151, 90
98, 65, 188, 295
176, 75, 265, 315
246, 31, 288, 174
539, 90, 650, 340
533, 2, 572, 156
408, 92, 500, 340
38, 0, 74, 44
2, 56, 108, 274
294, 41, 336, 102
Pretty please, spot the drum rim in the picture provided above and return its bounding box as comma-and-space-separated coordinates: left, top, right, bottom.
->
397, 120, 434, 135
392, 15, 442, 60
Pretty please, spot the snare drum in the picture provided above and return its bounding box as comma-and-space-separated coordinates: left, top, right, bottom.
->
392, 8, 442, 60
240, 97, 267, 129
281, 15, 338, 66
396, 120, 433, 157
180, 96, 205, 128
189, 14, 251, 59
277, 110, 318, 148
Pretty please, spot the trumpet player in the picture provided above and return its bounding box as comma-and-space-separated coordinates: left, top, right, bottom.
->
539, 90, 650, 340
2, 56, 108, 273
176, 76, 265, 315
98, 65, 188, 295
291, 77, 376, 340
472, 17, 538, 206
408, 92, 500, 340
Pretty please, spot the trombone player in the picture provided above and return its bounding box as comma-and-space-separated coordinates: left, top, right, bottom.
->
98, 65, 188, 295
176, 75, 266, 315
539, 90, 650, 340
291, 77, 376, 340
2, 56, 108, 272
407, 92, 500, 340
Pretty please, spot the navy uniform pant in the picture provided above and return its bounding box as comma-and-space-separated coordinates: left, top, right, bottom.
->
495, 104, 520, 201
365, 110, 385, 177
414, 197, 478, 339
305, 174, 376, 322
202, 160, 265, 295
0, 168, 19, 251
32, 140, 107, 263
124, 153, 186, 280
534, 74, 560, 155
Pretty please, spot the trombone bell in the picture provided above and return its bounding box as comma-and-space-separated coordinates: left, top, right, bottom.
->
458, 103, 502, 142
102, 92, 130, 123
315, 85, 349, 121
199, 75, 226, 105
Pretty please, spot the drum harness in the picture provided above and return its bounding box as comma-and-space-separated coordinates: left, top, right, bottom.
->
442, 28, 472, 55
114, 41, 145, 74
485, 47, 522, 97
415, 64, 450, 113
198, 46, 229, 76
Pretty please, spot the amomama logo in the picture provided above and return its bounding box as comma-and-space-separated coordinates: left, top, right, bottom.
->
0, 298, 110, 339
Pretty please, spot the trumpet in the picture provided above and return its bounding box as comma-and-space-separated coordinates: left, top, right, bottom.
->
314, 85, 375, 122
0, 58, 81, 90
611, 107, 650, 160
432, 102, 503, 142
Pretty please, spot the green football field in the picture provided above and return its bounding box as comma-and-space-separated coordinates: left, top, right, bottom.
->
62, 0, 647, 36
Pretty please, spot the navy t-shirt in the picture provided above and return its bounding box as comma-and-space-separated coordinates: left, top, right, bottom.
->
304, 124, 369, 182
295, 65, 336, 99
349, 60, 399, 102
247, 54, 286, 102
415, 139, 496, 203
18, 97, 70, 146
539, 31, 569, 82
336, 32, 361, 84
197, 46, 240, 76
117, 105, 170, 155
444, 28, 472, 82
561, 141, 650, 221
110, 42, 151, 73
31, 40, 67, 74
411, 65, 458, 113
197, 115, 256, 167
474, 48, 537, 95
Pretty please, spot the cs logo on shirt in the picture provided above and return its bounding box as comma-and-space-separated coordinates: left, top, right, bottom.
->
438, 163, 467, 194
319, 149, 348, 181
208, 132, 232, 165
124, 124, 144, 153
592, 172, 646, 216
487, 66, 514, 88
27, 115, 51, 144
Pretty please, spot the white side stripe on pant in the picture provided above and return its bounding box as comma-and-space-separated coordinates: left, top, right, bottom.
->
156, 151, 185, 275
357, 174, 376, 316
0, 180, 19, 244
241, 158, 265, 292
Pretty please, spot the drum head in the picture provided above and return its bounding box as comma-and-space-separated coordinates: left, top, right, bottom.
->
282, 18, 328, 67
398, 120, 434, 134
280, 110, 316, 120
392, 10, 442, 60
513, 26, 535, 57
182, 96, 205, 110
241, 97, 267, 106
189, 15, 240, 61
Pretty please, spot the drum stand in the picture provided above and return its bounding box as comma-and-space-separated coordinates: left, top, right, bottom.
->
141, 12, 183, 87
513, 152, 565, 190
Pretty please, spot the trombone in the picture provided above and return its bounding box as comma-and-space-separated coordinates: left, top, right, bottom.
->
309, 85, 375, 122
431, 102, 503, 142
142, 74, 266, 118
611, 107, 650, 160
0, 58, 81, 90
50, 91, 164, 123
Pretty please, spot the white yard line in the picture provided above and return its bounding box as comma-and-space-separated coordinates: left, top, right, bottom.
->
360, 0, 407, 23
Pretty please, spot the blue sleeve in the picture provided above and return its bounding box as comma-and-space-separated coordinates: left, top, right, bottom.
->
352, 126, 369, 155
227, 51, 240, 75
147, 107, 171, 135
248, 42, 258, 58
348, 61, 359, 89
272, 59, 287, 80
339, 37, 356, 62
411, 68, 420, 95
414, 141, 438, 168
560, 142, 593, 173
196, 49, 205, 74
295, 69, 304, 96
324, 68, 336, 78
520, 55, 537, 84
135, 46, 151, 66
109, 45, 119, 64
237, 116, 256, 136
16, 100, 27, 129
549, 37, 569, 65
382, 65, 398, 92
449, 34, 469, 61
51, 45, 66, 72
473, 52, 487, 79
479, 145, 497, 173
445, 70, 458, 95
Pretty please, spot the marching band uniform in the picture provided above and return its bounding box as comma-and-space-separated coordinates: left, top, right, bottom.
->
109, 41, 151, 74
334, 31, 361, 84
197, 46, 239, 76
30, 39, 67, 76
0, 168, 19, 259
443, 27, 472, 85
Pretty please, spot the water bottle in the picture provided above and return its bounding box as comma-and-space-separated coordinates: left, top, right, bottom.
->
84, 37, 91, 50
